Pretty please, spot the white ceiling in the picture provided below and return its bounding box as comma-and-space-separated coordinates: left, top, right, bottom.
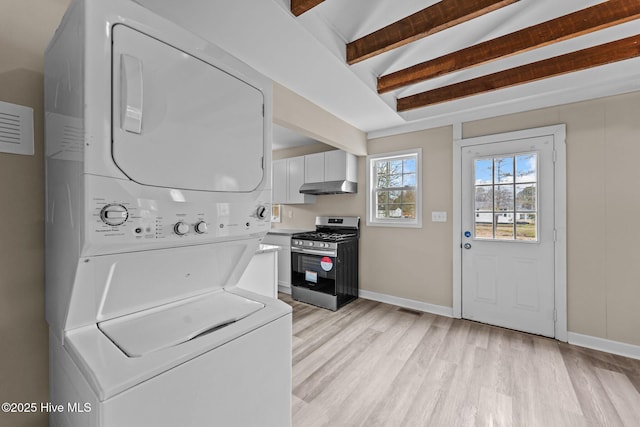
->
137, 0, 640, 138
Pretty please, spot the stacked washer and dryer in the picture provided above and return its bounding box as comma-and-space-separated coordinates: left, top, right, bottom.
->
44, 0, 291, 426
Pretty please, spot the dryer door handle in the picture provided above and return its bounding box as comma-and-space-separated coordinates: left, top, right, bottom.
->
120, 54, 144, 134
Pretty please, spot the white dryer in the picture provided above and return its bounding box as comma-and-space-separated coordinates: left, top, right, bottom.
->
44, 1, 291, 426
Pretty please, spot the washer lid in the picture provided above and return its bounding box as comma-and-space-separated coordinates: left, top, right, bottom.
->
98, 290, 264, 357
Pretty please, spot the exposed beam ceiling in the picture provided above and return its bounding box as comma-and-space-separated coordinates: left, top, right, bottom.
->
397, 34, 640, 112
378, 0, 640, 93
290, 0, 325, 17
346, 0, 519, 65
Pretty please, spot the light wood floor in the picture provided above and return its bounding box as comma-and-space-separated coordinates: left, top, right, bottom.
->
281, 294, 640, 427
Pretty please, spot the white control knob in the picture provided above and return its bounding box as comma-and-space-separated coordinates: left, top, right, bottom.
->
174, 222, 189, 235
100, 204, 128, 226
195, 221, 208, 234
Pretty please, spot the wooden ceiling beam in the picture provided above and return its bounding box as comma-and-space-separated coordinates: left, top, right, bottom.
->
380, 0, 640, 93
346, 0, 519, 65
291, 0, 325, 17
396, 35, 640, 112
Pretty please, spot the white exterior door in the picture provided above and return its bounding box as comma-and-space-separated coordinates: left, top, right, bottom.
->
461, 134, 556, 337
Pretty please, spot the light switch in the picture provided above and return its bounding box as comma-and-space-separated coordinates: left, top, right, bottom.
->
431, 211, 447, 222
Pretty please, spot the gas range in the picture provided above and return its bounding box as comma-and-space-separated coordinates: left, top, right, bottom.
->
290, 216, 360, 311
291, 217, 359, 255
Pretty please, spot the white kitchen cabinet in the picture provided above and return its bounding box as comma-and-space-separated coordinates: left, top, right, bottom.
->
304, 152, 325, 183
272, 156, 316, 204
325, 149, 357, 182
302, 150, 358, 184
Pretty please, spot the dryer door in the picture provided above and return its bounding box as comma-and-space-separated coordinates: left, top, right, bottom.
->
111, 24, 265, 192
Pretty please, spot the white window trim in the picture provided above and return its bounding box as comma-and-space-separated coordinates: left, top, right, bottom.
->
366, 148, 422, 228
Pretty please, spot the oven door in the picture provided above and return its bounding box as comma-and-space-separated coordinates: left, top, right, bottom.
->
291, 247, 337, 296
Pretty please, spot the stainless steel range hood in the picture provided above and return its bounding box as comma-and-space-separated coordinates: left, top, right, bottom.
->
299, 180, 357, 195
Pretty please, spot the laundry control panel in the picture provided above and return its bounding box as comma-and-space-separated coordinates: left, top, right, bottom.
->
93, 201, 269, 237
87, 179, 271, 254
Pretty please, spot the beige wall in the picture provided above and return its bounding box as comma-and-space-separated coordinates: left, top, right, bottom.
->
0, 1, 70, 426
275, 91, 640, 348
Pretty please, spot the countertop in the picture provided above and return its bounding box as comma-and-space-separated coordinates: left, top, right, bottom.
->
266, 228, 312, 236
256, 244, 281, 254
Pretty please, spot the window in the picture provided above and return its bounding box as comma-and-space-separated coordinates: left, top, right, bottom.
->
474, 152, 538, 241
367, 149, 422, 227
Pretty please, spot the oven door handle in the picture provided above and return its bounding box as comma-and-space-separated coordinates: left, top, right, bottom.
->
291, 247, 337, 257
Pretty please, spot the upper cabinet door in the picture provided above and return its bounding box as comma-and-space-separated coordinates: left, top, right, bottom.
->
111, 25, 264, 192
304, 152, 324, 183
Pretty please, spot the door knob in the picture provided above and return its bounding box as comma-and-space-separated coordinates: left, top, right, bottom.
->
464, 243, 472, 249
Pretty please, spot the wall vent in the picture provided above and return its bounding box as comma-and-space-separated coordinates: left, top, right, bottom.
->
0, 100, 34, 156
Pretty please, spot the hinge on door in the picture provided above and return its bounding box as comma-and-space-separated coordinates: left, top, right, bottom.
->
553, 229, 557, 242
552, 150, 557, 163
262, 104, 265, 117
553, 308, 557, 322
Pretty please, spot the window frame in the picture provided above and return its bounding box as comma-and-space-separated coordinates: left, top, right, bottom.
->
366, 148, 422, 228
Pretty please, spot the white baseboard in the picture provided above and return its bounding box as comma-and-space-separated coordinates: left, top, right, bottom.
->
568, 332, 640, 360
359, 289, 454, 318
278, 285, 291, 295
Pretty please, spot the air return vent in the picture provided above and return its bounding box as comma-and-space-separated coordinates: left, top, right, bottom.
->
0, 100, 34, 156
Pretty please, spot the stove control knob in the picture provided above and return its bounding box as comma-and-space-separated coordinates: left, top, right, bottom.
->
306, 241, 314, 247
100, 204, 128, 226
256, 205, 268, 220
194, 221, 208, 234
174, 221, 189, 236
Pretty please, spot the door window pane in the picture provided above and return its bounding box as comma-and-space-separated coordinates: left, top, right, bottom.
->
496, 219, 515, 240
475, 214, 493, 239
475, 158, 493, 185
495, 157, 514, 183
516, 184, 536, 211
516, 214, 537, 240
494, 185, 514, 211
475, 186, 493, 211
516, 154, 537, 183
473, 152, 538, 241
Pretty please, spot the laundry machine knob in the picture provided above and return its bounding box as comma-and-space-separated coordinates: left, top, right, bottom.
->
174, 222, 189, 235
100, 204, 128, 226
194, 221, 208, 234
256, 205, 268, 220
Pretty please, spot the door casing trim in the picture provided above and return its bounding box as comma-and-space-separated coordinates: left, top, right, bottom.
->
453, 124, 567, 341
